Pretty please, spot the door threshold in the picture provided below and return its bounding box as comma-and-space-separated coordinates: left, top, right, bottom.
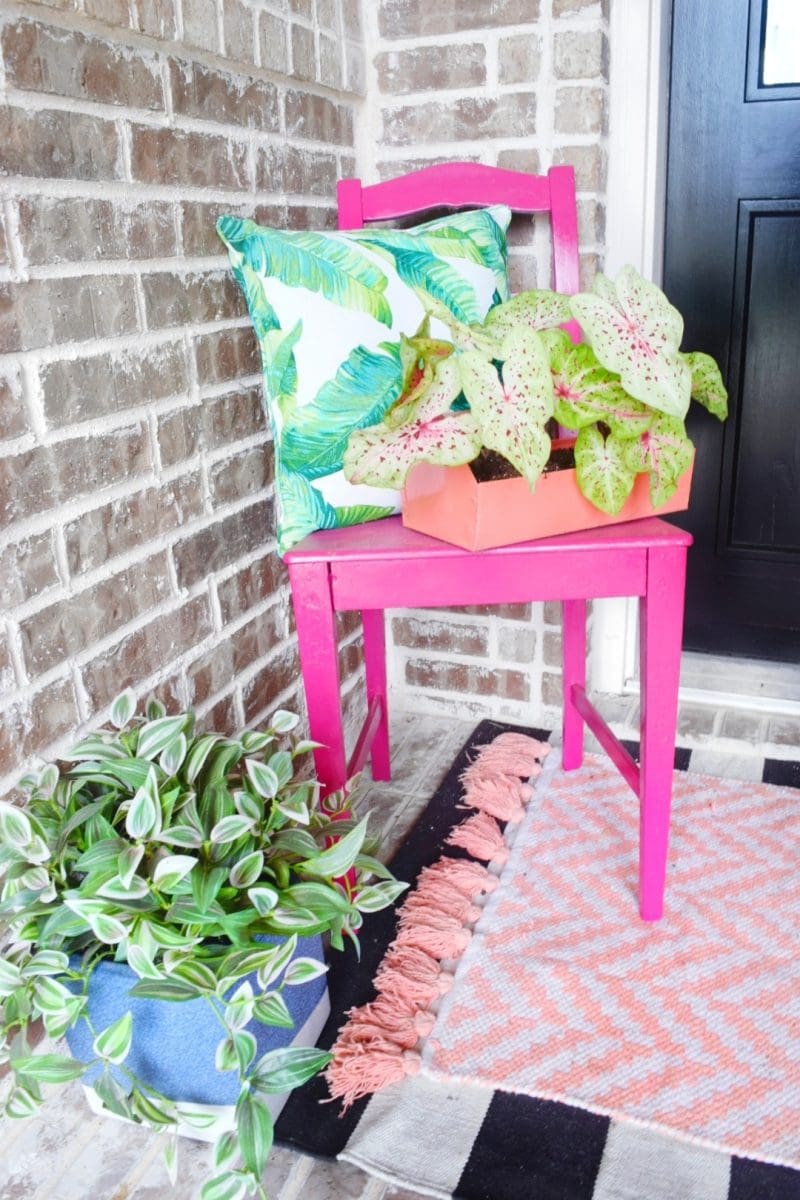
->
623, 650, 800, 715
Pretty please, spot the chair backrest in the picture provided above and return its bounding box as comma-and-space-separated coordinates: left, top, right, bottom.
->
336, 162, 580, 297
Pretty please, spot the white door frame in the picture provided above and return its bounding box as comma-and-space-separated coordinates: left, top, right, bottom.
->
591, 0, 672, 693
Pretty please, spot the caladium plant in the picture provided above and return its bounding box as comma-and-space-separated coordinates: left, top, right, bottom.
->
344, 264, 728, 517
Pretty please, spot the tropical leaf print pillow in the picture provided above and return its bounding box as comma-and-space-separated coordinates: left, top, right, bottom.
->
217, 206, 512, 555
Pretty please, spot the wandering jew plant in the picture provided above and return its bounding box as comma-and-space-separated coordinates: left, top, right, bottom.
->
0, 693, 405, 1199
344, 265, 729, 515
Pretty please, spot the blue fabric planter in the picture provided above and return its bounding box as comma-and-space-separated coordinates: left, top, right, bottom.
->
65, 935, 328, 1107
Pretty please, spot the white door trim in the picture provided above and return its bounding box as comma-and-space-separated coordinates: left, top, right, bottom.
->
591, 0, 672, 693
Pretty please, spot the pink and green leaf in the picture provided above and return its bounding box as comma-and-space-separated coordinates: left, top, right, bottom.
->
574, 426, 637, 514
484, 290, 573, 340
570, 265, 692, 419
622, 414, 694, 507
551, 341, 652, 436
343, 358, 480, 489
459, 329, 554, 490
682, 351, 728, 420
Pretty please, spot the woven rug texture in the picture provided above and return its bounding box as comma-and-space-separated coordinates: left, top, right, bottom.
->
423, 749, 800, 1169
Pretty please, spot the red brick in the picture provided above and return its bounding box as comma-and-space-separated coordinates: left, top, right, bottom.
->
379, 0, 538, 37
18, 197, 177, 264
290, 22, 316, 81
198, 693, 237, 734
342, 0, 361, 36
2, 20, 165, 109
168, 59, 279, 130
222, 0, 257, 64
382, 93, 536, 145
554, 86, 608, 136
209, 446, 272, 507
0, 533, 60, 609
181, 201, 272, 257
241, 645, 301, 725
392, 616, 488, 656
217, 555, 287, 624
142, 270, 246, 331
194, 327, 261, 386
0, 428, 151, 524
82, 596, 213, 714
0, 366, 29, 440
186, 641, 235, 706
19, 552, 173, 677
255, 144, 338, 197
284, 203, 337, 230
376, 44, 486, 95
181, 0, 219, 52
130, 124, 249, 190
498, 33, 541, 85
541, 671, 563, 707
0, 631, 16, 693
159, 388, 269, 471
231, 609, 283, 675
0, 207, 9, 267
173, 500, 272, 588
284, 89, 354, 145
84, 0, 177, 37
40, 341, 188, 428
63, 474, 204, 574
0, 678, 80, 778
259, 11, 289, 72
0, 276, 138, 354
319, 33, 342, 89
405, 659, 529, 702
0, 105, 122, 181
497, 148, 541, 176
554, 144, 607, 192
449, 603, 532, 620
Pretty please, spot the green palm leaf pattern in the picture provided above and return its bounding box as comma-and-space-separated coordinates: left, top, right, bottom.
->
276, 468, 394, 555
334, 502, 395, 528
354, 225, 486, 266
233, 261, 280, 342
281, 343, 402, 480
434, 207, 511, 299
367, 242, 483, 324
277, 468, 337, 555
260, 322, 301, 424
217, 216, 392, 327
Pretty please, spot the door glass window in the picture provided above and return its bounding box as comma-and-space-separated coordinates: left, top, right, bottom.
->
761, 0, 800, 85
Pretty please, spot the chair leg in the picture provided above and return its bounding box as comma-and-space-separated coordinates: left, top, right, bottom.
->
286, 561, 347, 797
638, 544, 688, 921
561, 599, 586, 770
362, 608, 391, 782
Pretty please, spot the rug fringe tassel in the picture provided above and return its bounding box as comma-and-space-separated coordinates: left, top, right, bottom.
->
324, 731, 549, 1109
447, 811, 509, 864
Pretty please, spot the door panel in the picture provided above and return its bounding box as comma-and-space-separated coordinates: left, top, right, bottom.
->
664, 0, 800, 662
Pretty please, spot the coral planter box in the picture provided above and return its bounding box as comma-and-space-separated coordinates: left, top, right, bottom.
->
402, 456, 694, 551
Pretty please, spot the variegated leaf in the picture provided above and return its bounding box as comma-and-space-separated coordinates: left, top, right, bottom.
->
574, 425, 637, 514
459, 328, 554, 489
683, 350, 729, 420
570, 265, 692, 419
622, 414, 695, 507
343, 356, 481, 489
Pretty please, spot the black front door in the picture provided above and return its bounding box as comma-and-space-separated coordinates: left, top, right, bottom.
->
664, 0, 800, 662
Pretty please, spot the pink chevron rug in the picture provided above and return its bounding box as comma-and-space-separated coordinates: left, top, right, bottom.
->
421, 751, 800, 1169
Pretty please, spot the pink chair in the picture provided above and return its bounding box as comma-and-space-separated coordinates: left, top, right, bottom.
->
285, 163, 691, 921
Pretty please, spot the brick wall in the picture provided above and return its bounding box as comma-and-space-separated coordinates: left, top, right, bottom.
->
0, 0, 365, 794
364, 0, 609, 728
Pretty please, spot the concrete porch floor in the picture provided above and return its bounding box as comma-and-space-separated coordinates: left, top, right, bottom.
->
0, 694, 798, 1200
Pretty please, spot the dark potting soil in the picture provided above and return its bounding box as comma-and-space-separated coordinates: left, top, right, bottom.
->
469, 445, 575, 483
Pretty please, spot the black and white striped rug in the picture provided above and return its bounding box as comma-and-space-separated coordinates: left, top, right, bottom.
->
275, 721, 800, 1200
